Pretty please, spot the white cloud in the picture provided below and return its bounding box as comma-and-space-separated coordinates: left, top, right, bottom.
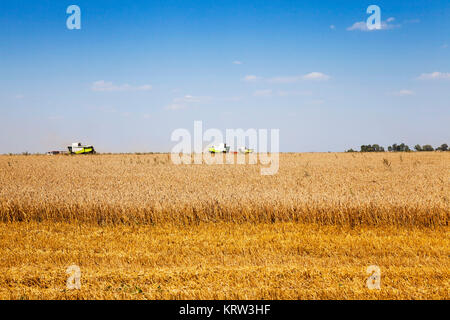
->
302, 72, 330, 81
253, 89, 273, 97
378, 19, 400, 30
92, 80, 152, 92
278, 90, 312, 97
259, 72, 331, 84
233, 61, 243, 65
242, 75, 262, 82
417, 72, 450, 80
442, 44, 448, 48
347, 18, 399, 31
136, 84, 153, 91
394, 89, 415, 96
173, 95, 211, 103
347, 21, 369, 31
330, 25, 336, 30
165, 94, 211, 110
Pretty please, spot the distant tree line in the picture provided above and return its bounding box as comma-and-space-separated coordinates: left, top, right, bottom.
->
414, 144, 448, 152
360, 144, 385, 152
387, 143, 410, 152
346, 143, 449, 152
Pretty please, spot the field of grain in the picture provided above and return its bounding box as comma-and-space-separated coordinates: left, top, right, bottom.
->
0, 153, 448, 299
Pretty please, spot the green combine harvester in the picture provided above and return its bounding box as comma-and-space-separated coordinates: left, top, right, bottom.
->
68, 142, 96, 154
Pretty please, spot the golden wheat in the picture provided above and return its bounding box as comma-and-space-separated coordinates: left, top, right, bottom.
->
0, 152, 448, 299
0, 153, 448, 226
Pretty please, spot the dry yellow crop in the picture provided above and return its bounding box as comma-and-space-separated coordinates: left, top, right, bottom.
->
0, 152, 448, 299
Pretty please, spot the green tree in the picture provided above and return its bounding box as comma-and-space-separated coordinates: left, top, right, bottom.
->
360, 144, 385, 152
388, 143, 410, 152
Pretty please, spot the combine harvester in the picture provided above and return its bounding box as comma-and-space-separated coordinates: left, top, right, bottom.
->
67, 142, 96, 154
238, 146, 254, 154
208, 143, 230, 153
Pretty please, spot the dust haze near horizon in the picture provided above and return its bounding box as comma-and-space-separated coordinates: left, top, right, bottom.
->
1, 1, 449, 154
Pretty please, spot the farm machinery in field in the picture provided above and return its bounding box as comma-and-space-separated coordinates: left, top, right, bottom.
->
67, 142, 96, 154
208, 143, 231, 153
208, 143, 253, 154
238, 146, 254, 154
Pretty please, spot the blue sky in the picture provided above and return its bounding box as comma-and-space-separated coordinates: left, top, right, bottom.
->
0, 0, 449, 153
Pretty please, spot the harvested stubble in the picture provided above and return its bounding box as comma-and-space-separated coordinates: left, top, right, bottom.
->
0, 222, 449, 299
0, 153, 448, 227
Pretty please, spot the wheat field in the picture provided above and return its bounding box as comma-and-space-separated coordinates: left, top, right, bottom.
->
0, 153, 448, 299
